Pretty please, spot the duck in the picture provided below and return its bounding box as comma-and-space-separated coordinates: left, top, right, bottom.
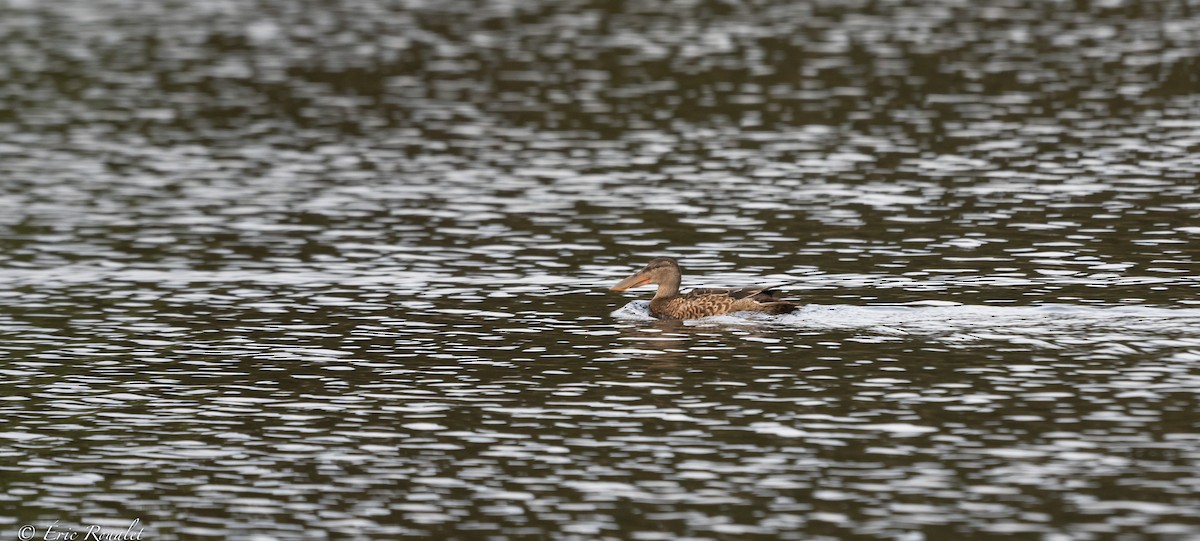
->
609, 257, 798, 320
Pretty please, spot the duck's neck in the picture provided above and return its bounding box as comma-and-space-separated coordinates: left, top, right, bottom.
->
652, 271, 681, 299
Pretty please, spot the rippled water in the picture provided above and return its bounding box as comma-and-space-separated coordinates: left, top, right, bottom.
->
2, 0, 1200, 539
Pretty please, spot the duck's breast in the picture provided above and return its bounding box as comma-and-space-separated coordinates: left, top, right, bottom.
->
654, 294, 736, 319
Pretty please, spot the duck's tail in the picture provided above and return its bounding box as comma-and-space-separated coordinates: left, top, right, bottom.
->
757, 300, 798, 315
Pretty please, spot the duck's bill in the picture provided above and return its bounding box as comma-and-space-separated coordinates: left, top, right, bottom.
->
610, 272, 652, 291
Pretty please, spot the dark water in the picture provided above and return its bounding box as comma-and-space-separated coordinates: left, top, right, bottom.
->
2, 0, 1200, 539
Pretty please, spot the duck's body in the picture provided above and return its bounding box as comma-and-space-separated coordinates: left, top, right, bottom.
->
610, 257, 797, 320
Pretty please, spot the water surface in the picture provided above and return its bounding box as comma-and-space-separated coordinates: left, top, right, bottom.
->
2, 0, 1200, 539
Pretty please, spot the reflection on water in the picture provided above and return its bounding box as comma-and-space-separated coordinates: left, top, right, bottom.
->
2, 0, 1200, 538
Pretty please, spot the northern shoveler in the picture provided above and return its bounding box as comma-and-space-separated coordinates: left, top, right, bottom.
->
610, 257, 797, 320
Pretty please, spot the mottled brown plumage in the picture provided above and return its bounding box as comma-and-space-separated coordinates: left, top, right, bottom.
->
610, 257, 798, 320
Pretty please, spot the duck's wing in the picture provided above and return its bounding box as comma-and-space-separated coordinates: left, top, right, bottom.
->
686, 283, 792, 300
731, 283, 792, 300
683, 287, 735, 297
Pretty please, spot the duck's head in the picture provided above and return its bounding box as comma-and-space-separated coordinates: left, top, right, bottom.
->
610, 257, 681, 291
